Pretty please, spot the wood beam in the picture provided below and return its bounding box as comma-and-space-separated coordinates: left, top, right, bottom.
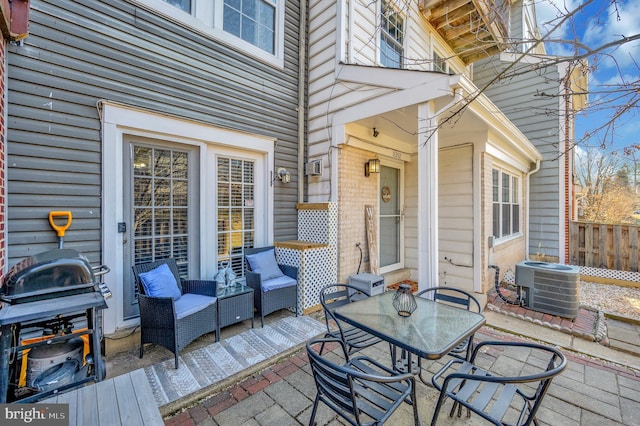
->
432, 3, 475, 30
428, 0, 472, 20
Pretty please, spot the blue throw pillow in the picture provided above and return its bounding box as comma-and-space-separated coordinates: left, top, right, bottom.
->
139, 263, 182, 300
246, 249, 284, 280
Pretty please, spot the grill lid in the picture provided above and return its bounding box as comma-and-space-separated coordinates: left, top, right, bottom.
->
1, 249, 96, 303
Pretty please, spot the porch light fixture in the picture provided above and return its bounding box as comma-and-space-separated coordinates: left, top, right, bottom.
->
364, 159, 380, 177
276, 167, 291, 184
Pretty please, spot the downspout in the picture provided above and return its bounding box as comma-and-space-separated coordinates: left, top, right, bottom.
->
563, 75, 571, 263
525, 159, 541, 259
297, 0, 307, 204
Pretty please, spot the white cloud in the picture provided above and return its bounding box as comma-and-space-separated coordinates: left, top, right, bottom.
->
536, 0, 583, 45
537, 0, 639, 67
582, 1, 640, 68
535, 1, 638, 153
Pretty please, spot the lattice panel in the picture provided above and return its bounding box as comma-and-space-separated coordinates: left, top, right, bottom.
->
276, 246, 336, 313
579, 266, 640, 283
502, 265, 640, 285
275, 248, 301, 314
298, 210, 328, 242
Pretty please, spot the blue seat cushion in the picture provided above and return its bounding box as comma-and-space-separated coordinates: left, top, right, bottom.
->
262, 275, 297, 292
246, 248, 284, 280
174, 293, 218, 320
139, 263, 182, 300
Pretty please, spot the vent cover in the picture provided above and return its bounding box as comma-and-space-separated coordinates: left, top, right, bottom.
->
305, 159, 323, 176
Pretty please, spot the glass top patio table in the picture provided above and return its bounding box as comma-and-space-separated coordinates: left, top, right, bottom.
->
333, 290, 486, 360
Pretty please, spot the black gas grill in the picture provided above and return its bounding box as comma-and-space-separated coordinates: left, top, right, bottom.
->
0, 249, 109, 403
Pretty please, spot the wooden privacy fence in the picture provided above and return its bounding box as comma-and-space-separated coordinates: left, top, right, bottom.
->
569, 222, 640, 272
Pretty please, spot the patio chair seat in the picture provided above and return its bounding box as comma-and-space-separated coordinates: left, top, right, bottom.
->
174, 293, 218, 320
262, 275, 297, 292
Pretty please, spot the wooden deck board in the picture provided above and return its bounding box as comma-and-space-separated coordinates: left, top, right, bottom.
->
40, 370, 162, 426
130, 369, 163, 426
95, 378, 122, 426
113, 373, 145, 426
78, 383, 98, 425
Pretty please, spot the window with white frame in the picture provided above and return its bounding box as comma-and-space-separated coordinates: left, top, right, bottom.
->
222, 0, 276, 54
163, 0, 190, 13
492, 169, 521, 239
380, 0, 405, 68
140, 0, 283, 65
433, 51, 448, 73
217, 157, 255, 277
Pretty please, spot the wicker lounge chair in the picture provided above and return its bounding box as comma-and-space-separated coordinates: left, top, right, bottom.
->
132, 258, 219, 369
245, 246, 298, 327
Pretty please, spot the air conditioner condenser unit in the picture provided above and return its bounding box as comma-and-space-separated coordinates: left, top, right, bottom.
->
515, 261, 580, 319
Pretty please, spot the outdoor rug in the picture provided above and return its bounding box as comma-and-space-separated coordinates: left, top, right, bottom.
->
142, 315, 326, 407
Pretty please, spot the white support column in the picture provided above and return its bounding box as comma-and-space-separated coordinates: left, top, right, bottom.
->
417, 102, 439, 291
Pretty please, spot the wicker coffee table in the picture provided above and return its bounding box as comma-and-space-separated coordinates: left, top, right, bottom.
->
217, 281, 255, 328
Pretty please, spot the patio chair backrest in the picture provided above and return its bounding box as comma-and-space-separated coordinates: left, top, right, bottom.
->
416, 286, 481, 313
306, 337, 418, 426
306, 338, 356, 417
244, 246, 274, 272
320, 284, 366, 334
132, 258, 183, 296
431, 340, 567, 426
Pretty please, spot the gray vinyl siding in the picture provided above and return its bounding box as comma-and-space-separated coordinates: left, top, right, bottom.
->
7, 0, 305, 266
474, 58, 563, 259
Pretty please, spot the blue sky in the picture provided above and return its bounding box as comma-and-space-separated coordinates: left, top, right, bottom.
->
536, 0, 639, 154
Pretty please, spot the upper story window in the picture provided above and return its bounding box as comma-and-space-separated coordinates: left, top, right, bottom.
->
433, 51, 448, 73
380, 0, 405, 68
142, 0, 284, 67
223, 0, 276, 54
163, 0, 190, 13
492, 169, 521, 239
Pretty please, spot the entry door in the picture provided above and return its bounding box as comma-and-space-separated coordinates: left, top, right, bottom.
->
122, 139, 199, 320
379, 164, 404, 272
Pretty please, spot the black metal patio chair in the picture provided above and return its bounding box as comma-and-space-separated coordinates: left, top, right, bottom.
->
244, 246, 298, 327
132, 258, 219, 369
306, 337, 420, 426
416, 286, 482, 361
319, 283, 385, 356
430, 340, 567, 426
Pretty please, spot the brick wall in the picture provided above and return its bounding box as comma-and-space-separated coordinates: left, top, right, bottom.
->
337, 146, 379, 281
